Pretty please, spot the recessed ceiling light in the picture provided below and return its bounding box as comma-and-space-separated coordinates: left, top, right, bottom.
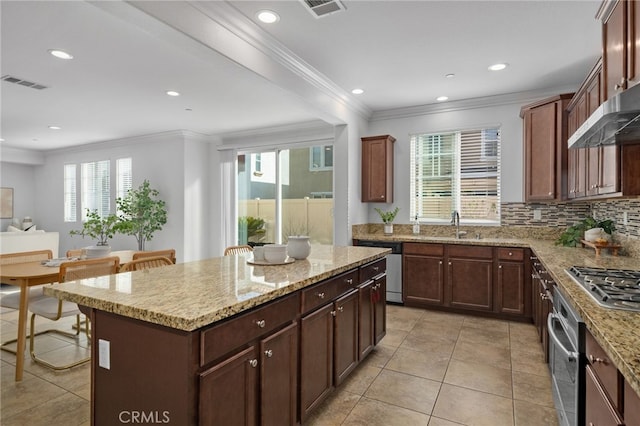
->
436, 96, 449, 102
48, 125, 61, 130
488, 63, 508, 71
166, 90, 180, 97
351, 88, 364, 95
256, 10, 280, 23
185, 108, 193, 112
445, 73, 455, 78
48, 49, 73, 60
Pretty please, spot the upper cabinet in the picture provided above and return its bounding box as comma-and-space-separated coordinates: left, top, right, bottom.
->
361, 135, 395, 203
521, 94, 573, 202
599, 0, 640, 98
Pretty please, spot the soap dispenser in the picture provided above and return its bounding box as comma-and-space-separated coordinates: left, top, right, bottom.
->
412, 215, 420, 235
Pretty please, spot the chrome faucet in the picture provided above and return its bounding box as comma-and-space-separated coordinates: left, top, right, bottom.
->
451, 210, 463, 239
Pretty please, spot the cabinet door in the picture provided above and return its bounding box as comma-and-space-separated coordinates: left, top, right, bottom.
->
373, 275, 386, 345
199, 345, 258, 426
604, 0, 627, 99
497, 261, 525, 316
585, 365, 624, 426
260, 323, 298, 426
524, 103, 558, 201
448, 257, 493, 311
624, 380, 640, 426
299, 303, 334, 422
568, 148, 587, 199
334, 289, 359, 386
403, 254, 445, 306
588, 147, 601, 196
629, 0, 640, 87
361, 136, 394, 202
599, 145, 619, 195
358, 281, 374, 360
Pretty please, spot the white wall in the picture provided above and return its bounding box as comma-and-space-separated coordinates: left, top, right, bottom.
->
0, 162, 37, 230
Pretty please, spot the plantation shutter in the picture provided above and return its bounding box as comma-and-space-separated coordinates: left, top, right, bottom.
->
459, 128, 500, 220
64, 164, 77, 222
81, 160, 110, 220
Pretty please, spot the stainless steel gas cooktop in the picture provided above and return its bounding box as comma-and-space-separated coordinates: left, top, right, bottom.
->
566, 266, 640, 312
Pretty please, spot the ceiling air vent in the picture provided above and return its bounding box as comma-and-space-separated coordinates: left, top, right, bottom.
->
1, 75, 48, 90
300, 0, 346, 18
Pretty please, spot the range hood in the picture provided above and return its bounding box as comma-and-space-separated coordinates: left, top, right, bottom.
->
568, 83, 640, 149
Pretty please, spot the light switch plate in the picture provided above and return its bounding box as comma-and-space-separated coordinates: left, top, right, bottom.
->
624, 211, 628, 226
533, 209, 542, 220
98, 339, 110, 370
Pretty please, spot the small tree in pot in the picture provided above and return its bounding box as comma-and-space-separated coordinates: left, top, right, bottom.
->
70, 209, 120, 257
116, 180, 167, 251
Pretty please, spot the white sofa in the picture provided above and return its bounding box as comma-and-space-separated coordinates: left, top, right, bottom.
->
0, 231, 59, 258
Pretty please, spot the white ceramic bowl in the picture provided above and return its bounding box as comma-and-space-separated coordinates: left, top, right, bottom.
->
584, 228, 606, 242
263, 244, 288, 263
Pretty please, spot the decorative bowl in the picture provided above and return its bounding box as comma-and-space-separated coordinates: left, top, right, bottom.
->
263, 244, 288, 263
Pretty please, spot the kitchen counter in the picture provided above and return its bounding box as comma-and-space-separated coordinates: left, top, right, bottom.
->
355, 232, 640, 398
44, 245, 390, 331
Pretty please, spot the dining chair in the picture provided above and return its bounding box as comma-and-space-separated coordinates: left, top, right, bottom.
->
0, 250, 54, 354
66, 249, 84, 258
224, 245, 253, 256
28, 256, 120, 370
132, 248, 176, 264
120, 256, 174, 272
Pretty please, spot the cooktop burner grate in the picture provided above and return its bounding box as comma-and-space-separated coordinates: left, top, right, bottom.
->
566, 266, 640, 312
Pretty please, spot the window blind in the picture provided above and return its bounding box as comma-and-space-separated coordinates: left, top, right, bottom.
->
81, 160, 110, 220
410, 127, 500, 223
63, 164, 77, 222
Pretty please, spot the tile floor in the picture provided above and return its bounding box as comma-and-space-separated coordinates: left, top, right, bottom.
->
0, 303, 559, 426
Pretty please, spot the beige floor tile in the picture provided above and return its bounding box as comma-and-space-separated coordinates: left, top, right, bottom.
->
512, 370, 555, 408
457, 326, 510, 349
451, 339, 512, 368
38, 363, 91, 395
400, 333, 456, 357
342, 396, 431, 426
428, 417, 466, 426
2, 391, 90, 426
386, 347, 451, 382
304, 390, 361, 426
514, 399, 560, 426
377, 328, 408, 349
1, 374, 67, 420
420, 310, 467, 326
463, 315, 511, 332
341, 364, 382, 396
387, 304, 426, 322
29, 344, 90, 370
364, 369, 441, 414
443, 358, 513, 398
409, 319, 462, 341
360, 344, 397, 369
387, 316, 419, 333
432, 383, 515, 426
511, 348, 550, 377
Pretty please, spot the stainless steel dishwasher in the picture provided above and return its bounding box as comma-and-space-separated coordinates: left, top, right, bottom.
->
354, 240, 403, 303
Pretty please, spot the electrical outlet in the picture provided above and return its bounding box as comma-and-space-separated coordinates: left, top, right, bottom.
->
624, 211, 628, 226
98, 339, 110, 370
533, 209, 542, 220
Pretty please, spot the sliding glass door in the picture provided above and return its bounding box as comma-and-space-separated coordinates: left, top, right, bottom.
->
236, 145, 333, 246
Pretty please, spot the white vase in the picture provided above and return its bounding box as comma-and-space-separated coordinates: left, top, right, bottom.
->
384, 224, 393, 235
287, 236, 311, 259
84, 245, 112, 259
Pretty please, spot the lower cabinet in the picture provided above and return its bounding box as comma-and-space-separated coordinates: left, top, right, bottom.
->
447, 245, 493, 311
334, 289, 359, 386
403, 243, 445, 307
585, 365, 624, 426
199, 322, 298, 426
357, 273, 386, 358
496, 248, 528, 316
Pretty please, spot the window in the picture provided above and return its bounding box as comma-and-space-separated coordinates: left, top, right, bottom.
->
64, 158, 132, 222
63, 164, 77, 222
309, 145, 333, 171
410, 127, 500, 223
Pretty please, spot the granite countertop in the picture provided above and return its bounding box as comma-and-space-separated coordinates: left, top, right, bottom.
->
355, 232, 640, 397
44, 245, 390, 332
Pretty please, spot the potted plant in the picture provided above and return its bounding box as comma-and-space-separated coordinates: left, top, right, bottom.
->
375, 207, 400, 235
238, 216, 266, 245
70, 209, 120, 257
116, 180, 168, 251
556, 216, 615, 247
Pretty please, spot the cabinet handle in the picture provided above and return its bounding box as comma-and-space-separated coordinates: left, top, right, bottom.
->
499, 265, 503, 269
264, 349, 273, 358
256, 319, 266, 328
346, 278, 353, 284
448, 262, 452, 266
380, 195, 385, 200
249, 359, 258, 368
373, 266, 380, 272
548, 192, 553, 196
317, 292, 325, 299
439, 261, 443, 265
508, 252, 513, 256
588, 354, 607, 365
331, 310, 337, 317
338, 306, 344, 312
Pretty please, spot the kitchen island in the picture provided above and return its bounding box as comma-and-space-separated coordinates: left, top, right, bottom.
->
45, 245, 390, 425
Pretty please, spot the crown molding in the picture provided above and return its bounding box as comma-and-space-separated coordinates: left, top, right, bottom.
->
370, 85, 579, 122
218, 120, 335, 150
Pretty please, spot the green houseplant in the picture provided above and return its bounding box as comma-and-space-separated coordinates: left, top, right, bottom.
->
116, 180, 168, 251
556, 216, 615, 247
238, 216, 266, 245
70, 209, 120, 246
375, 207, 400, 235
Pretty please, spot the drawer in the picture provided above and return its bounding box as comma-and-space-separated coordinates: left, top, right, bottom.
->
200, 293, 299, 366
586, 329, 620, 407
335, 269, 359, 295
360, 258, 386, 283
301, 278, 338, 314
448, 244, 493, 259
403, 243, 444, 256
497, 247, 525, 261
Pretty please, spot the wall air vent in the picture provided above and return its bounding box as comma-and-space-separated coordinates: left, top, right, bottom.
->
1, 75, 48, 90
300, 0, 346, 18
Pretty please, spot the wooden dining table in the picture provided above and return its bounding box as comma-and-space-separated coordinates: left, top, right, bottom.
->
0, 250, 134, 381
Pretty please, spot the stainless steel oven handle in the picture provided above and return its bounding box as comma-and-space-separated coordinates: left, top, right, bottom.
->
547, 313, 579, 363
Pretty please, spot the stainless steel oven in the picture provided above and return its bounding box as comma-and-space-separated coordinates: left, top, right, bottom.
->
548, 287, 585, 426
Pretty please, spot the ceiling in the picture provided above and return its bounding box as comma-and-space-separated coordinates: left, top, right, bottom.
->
1, 0, 603, 152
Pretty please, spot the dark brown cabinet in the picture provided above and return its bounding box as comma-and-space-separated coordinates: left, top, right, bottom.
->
624, 381, 640, 425
447, 245, 493, 312
361, 135, 395, 203
586, 365, 625, 426
496, 248, 527, 316
373, 275, 386, 345
358, 261, 386, 360
521, 94, 573, 202
530, 256, 553, 363
333, 289, 359, 386
403, 243, 445, 307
